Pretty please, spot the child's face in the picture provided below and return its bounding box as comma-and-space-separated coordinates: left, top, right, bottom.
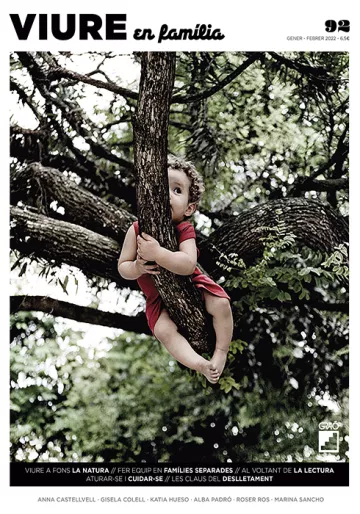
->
168, 168, 196, 223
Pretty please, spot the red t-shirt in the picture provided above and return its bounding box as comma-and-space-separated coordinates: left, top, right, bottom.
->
133, 221, 230, 333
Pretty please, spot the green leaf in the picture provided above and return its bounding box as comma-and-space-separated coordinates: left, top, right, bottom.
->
11, 257, 23, 271
58, 277, 69, 295
299, 268, 310, 276
19, 262, 28, 277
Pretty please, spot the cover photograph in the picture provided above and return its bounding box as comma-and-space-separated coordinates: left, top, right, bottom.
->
4, 1, 356, 511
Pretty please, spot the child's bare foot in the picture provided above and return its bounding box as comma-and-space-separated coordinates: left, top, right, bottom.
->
199, 360, 220, 384
210, 348, 228, 377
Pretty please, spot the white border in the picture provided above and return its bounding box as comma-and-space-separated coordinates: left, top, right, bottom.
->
2, 1, 358, 512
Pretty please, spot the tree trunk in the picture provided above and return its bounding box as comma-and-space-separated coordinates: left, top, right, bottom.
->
133, 52, 215, 354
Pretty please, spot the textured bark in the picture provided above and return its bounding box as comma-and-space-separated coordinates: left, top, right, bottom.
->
10, 296, 150, 334
11, 198, 348, 333
199, 198, 349, 278
10, 206, 131, 289
133, 52, 214, 354
11, 163, 136, 243
11, 196, 348, 293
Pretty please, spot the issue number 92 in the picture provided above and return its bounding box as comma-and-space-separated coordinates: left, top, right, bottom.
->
325, 20, 350, 32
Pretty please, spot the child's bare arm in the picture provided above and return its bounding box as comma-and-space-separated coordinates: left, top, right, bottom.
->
118, 226, 160, 280
137, 233, 197, 275
156, 239, 197, 275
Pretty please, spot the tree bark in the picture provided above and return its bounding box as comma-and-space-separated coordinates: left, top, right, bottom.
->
10, 206, 130, 288
11, 163, 136, 243
199, 198, 349, 278
133, 52, 214, 354
11, 196, 348, 295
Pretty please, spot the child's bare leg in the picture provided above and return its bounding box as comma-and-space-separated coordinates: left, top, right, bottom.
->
153, 309, 220, 384
204, 292, 233, 377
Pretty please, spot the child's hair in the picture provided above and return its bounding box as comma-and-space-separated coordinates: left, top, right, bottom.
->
167, 155, 205, 204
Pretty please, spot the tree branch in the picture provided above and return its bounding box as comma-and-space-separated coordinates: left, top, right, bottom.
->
10, 296, 150, 334
267, 52, 335, 85
16, 53, 134, 171
10, 130, 137, 211
10, 205, 135, 289
172, 53, 262, 104
11, 163, 136, 243
265, 299, 349, 314
288, 131, 349, 197
44, 61, 139, 101
10, 196, 349, 333
289, 177, 348, 193
199, 197, 349, 277
20, 52, 261, 108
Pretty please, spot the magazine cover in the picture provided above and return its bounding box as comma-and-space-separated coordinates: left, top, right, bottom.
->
3, 0, 357, 511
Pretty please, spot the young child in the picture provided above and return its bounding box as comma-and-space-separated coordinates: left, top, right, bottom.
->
118, 156, 233, 384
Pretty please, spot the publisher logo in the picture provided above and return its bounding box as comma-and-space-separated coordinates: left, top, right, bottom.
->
318, 422, 341, 453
